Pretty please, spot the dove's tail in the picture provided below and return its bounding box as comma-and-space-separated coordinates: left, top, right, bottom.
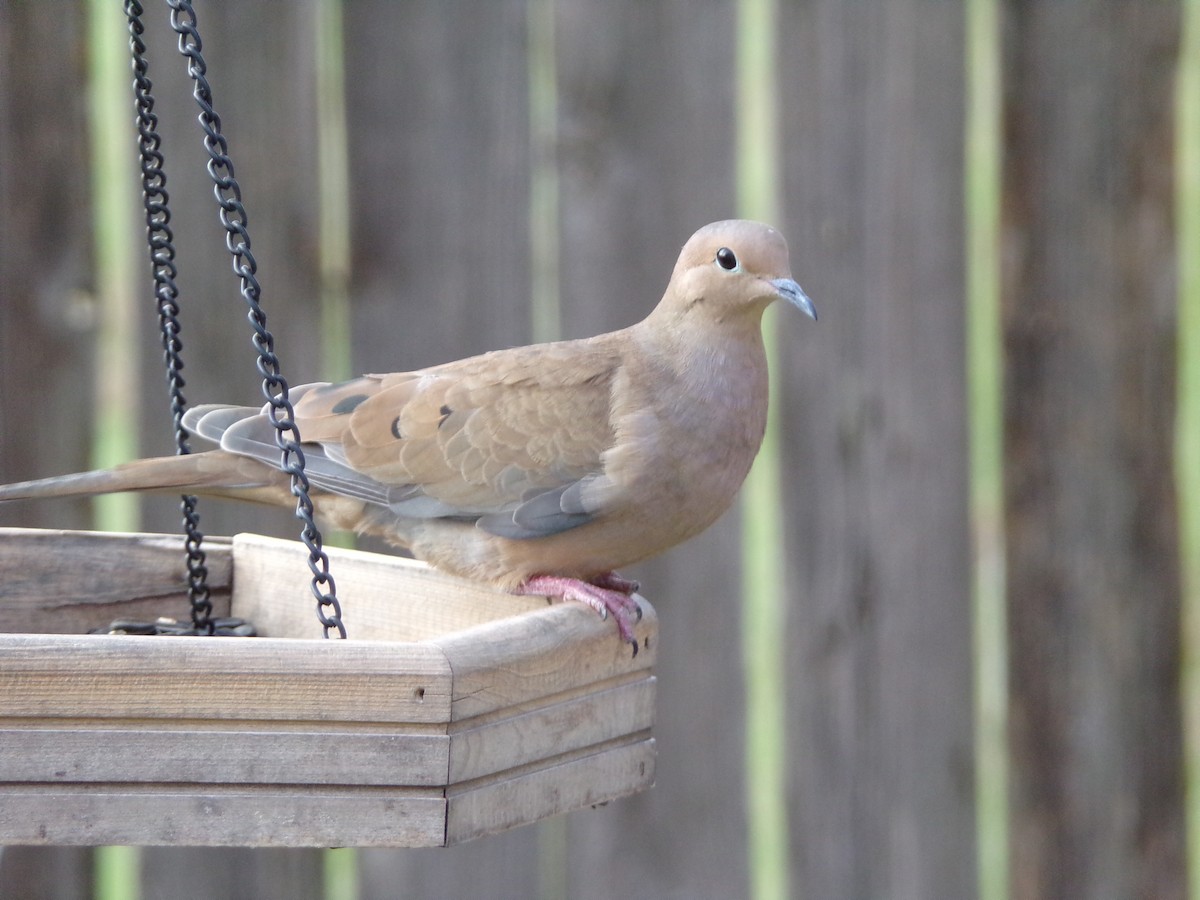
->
0, 451, 275, 503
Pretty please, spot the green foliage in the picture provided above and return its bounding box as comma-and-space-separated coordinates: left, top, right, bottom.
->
965, 0, 1008, 898
736, 0, 791, 898
1176, 1, 1200, 896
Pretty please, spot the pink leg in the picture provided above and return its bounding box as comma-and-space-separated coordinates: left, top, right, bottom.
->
516, 574, 642, 651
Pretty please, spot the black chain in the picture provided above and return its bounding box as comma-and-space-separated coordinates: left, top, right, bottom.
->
125, 0, 214, 634
165, 0, 345, 637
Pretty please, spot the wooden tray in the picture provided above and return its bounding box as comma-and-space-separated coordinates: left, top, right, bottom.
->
0, 527, 656, 847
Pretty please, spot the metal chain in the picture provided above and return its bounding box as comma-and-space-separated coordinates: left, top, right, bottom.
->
125, 0, 214, 634
165, 0, 346, 637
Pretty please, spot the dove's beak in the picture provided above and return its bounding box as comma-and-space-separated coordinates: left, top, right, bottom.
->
772, 278, 817, 321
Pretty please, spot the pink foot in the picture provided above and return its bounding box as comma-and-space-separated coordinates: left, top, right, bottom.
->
591, 571, 640, 594
516, 573, 642, 652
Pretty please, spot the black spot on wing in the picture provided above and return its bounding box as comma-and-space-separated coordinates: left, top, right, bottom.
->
438, 404, 453, 428
391, 416, 403, 440
331, 393, 370, 415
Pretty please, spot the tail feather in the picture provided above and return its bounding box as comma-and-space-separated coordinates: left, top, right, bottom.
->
0, 451, 273, 503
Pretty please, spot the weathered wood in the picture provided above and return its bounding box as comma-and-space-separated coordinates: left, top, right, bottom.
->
0, 0, 130, 889
0, 528, 657, 848
0, 1, 96, 541
445, 739, 657, 845
0, 633, 454, 724
778, 2, 976, 897
447, 678, 656, 783
0, 846, 93, 900
1001, 4, 1185, 898
342, 0, 533, 384
126, 0, 355, 883
141, 848, 323, 900
0, 529, 232, 634
230, 532, 546, 642
551, 2, 751, 897
0, 729, 451, 787
434, 598, 657, 720
0, 787, 450, 848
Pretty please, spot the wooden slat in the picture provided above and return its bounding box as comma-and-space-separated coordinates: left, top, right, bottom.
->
0, 633, 453, 724
0, 729, 450, 787
445, 739, 657, 845
230, 532, 547, 641
0, 738, 656, 849
433, 601, 656, 721
0, 528, 659, 848
778, 3, 976, 896
448, 677, 655, 783
0, 528, 234, 633
0, 787, 449, 848
1000, 5, 1186, 896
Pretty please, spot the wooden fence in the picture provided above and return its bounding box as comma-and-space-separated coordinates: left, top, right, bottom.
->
0, 1, 1189, 898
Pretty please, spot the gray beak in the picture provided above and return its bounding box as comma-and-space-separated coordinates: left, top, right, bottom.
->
771, 278, 817, 321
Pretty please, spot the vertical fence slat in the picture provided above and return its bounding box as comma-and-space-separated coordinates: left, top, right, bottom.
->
0, 2, 103, 894
1002, 5, 1186, 898
779, 2, 976, 897
132, 1, 330, 892
345, 1, 537, 892
552, 2, 753, 897
10, 4, 1188, 899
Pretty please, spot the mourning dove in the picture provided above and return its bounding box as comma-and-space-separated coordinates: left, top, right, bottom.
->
0, 220, 816, 646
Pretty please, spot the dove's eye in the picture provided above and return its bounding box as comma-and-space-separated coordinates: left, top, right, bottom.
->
715, 247, 739, 271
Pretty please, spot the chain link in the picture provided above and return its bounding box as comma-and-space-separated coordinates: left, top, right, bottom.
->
126, 0, 214, 633
163, 0, 345, 637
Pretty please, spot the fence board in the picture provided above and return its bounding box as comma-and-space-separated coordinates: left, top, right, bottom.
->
0, 2, 108, 893
1001, 5, 1186, 898
129, 3, 330, 891
5, 1, 1188, 899
552, 2, 750, 898
779, 2, 976, 897
346, 0, 546, 894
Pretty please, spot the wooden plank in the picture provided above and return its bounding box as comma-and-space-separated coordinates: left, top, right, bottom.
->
549, 0, 752, 894
433, 600, 657, 720
129, 0, 359, 880
0, 680, 656, 789
0, 787, 449, 848
342, 8, 540, 886
141, 848, 322, 900
0, 528, 234, 633
778, 2, 976, 897
0, 633, 453, 724
0, 728, 450, 787
0, 4, 96, 547
0, 847, 93, 900
230, 532, 546, 641
445, 739, 656, 845
448, 677, 656, 783
1001, 4, 1185, 896
0, 0, 168, 887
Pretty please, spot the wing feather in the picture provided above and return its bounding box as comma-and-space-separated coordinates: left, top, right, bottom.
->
181, 340, 625, 538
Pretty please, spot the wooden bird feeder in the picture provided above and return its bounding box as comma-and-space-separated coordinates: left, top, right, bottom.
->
0, 2, 657, 849
0, 527, 657, 847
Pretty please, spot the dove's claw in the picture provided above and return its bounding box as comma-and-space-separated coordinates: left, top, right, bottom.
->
516, 574, 643, 644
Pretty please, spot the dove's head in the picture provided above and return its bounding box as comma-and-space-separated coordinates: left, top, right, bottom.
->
662, 220, 817, 325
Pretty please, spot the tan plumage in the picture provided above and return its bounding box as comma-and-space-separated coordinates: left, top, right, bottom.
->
0, 220, 816, 644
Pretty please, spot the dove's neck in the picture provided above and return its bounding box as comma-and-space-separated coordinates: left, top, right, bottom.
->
632, 305, 771, 443
639, 296, 770, 377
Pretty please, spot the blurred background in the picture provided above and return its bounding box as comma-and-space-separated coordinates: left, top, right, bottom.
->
0, 1, 1194, 898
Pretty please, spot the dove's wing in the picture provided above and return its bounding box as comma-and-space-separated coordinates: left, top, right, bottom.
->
183, 339, 624, 540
